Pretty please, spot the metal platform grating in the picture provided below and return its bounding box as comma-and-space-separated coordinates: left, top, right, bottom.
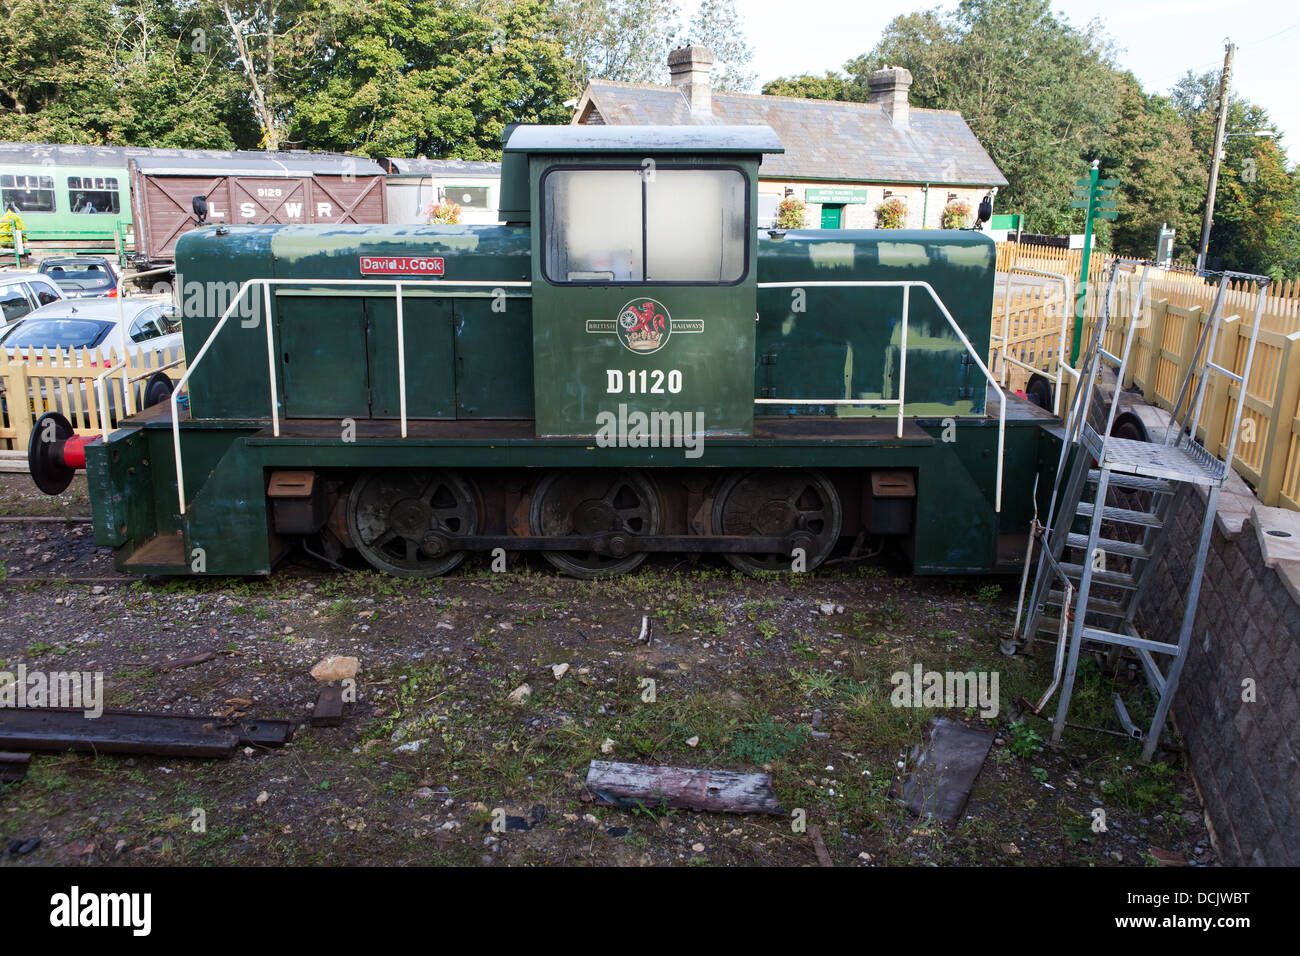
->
1082, 424, 1225, 486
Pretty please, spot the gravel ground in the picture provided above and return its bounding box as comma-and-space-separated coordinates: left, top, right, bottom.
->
0, 473, 1216, 867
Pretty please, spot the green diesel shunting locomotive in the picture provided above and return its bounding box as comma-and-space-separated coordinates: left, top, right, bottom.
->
32, 125, 1061, 579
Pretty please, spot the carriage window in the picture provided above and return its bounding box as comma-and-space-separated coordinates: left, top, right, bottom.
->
543, 167, 746, 284
67, 176, 120, 214
1, 174, 56, 213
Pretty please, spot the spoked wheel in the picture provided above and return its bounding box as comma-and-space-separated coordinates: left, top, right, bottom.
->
346, 469, 479, 577
530, 469, 661, 578
711, 468, 842, 573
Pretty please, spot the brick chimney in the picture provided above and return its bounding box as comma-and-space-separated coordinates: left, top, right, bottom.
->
868, 66, 912, 131
668, 45, 714, 115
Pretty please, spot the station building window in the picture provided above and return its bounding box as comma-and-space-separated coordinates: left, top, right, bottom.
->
1, 174, 56, 213
444, 184, 490, 209
543, 167, 747, 284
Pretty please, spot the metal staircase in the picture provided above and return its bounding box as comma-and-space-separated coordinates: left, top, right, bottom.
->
1011, 260, 1270, 761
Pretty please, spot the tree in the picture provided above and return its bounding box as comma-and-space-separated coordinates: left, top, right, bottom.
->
762, 72, 855, 101
288, 0, 574, 159
1172, 69, 1300, 276
0, 0, 255, 147
1097, 73, 1205, 262
682, 0, 755, 92
860, 0, 1121, 235
556, 0, 681, 88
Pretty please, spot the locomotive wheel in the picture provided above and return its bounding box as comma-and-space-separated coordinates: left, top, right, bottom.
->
711, 468, 842, 573
346, 469, 479, 578
530, 469, 661, 578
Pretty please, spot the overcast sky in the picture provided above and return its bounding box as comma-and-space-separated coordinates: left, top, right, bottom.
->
699, 0, 1298, 163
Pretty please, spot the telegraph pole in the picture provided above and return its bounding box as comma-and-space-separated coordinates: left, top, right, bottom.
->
1196, 40, 1235, 273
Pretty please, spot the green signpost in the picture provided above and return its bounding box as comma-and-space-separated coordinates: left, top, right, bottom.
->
1069, 161, 1119, 363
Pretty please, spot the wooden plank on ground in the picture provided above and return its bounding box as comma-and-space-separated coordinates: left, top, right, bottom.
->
0, 709, 296, 758
895, 717, 994, 823
0, 752, 31, 783
311, 685, 346, 727
585, 760, 781, 815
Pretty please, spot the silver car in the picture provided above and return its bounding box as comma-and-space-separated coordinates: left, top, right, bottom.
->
0, 271, 65, 324
0, 297, 183, 425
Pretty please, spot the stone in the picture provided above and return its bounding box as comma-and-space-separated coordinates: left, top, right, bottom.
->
600, 738, 616, 754
310, 656, 359, 682
551, 663, 570, 680
508, 683, 533, 705
686, 736, 700, 747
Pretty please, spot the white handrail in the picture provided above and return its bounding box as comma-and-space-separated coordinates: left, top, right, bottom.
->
757, 279, 1007, 512
172, 277, 530, 513
97, 265, 181, 436
992, 266, 1073, 416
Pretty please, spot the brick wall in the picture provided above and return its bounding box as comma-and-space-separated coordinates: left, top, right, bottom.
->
1136, 471, 1300, 865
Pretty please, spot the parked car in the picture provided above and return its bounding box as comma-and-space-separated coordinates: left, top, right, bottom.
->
0, 271, 64, 324
0, 297, 182, 424
37, 256, 119, 299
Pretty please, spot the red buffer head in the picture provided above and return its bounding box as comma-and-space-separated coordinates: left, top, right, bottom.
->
28, 412, 98, 495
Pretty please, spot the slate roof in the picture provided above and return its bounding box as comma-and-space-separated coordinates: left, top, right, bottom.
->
504, 124, 783, 155
576, 81, 1007, 188
383, 158, 502, 177
0, 142, 380, 176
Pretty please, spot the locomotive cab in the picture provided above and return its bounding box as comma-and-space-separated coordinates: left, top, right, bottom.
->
504, 125, 782, 439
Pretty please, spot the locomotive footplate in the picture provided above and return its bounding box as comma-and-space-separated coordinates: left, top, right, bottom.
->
416, 533, 814, 558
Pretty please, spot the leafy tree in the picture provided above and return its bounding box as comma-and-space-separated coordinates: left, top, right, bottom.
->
859, 0, 1121, 235
557, 0, 681, 87
683, 0, 755, 92
762, 72, 855, 101
205, 0, 321, 150
1097, 72, 1205, 262
0, 0, 255, 147
288, 0, 574, 159
1172, 69, 1300, 277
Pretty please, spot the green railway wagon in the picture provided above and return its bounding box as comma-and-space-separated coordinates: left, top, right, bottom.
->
30, 125, 1062, 579
0, 143, 137, 246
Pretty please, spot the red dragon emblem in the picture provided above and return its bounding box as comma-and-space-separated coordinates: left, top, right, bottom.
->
617, 299, 671, 353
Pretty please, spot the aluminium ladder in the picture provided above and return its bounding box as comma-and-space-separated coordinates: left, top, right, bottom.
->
1012, 260, 1270, 761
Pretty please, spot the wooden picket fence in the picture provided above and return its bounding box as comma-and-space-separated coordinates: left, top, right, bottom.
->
992, 241, 1300, 511
0, 346, 184, 453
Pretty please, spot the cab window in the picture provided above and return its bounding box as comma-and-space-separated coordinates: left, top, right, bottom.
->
543, 167, 747, 284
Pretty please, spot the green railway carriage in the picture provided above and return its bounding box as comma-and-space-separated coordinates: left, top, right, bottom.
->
31, 125, 1062, 580
0, 143, 137, 245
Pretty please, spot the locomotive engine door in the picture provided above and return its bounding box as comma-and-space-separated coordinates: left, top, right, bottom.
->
275, 292, 456, 420
366, 294, 456, 419
276, 295, 372, 419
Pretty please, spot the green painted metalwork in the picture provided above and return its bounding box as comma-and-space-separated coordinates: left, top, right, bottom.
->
108, 126, 1057, 580
0, 162, 132, 242
756, 230, 996, 417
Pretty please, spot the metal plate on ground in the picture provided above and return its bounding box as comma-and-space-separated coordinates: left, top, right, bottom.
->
896, 717, 994, 823
0, 709, 295, 758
